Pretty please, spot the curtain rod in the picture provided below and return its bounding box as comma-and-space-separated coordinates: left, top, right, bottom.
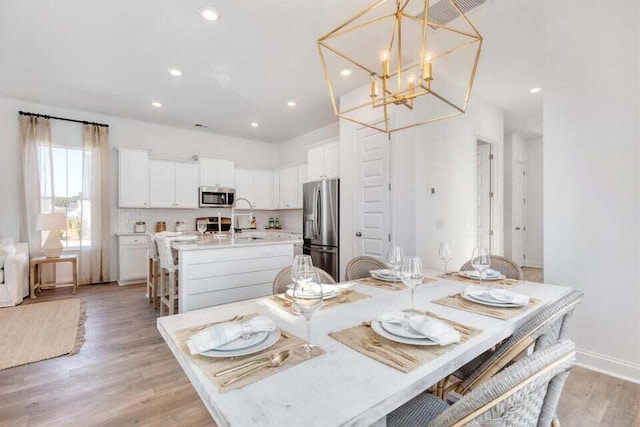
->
18, 111, 109, 128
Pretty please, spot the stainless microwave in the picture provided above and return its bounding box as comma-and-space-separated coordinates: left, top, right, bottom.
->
199, 187, 235, 208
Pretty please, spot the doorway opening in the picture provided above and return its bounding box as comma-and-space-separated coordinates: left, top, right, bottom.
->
476, 140, 494, 253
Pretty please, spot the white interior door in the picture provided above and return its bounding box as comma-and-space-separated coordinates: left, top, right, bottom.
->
353, 126, 390, 260
476, 142, 492, 251
514, 161, 526, 266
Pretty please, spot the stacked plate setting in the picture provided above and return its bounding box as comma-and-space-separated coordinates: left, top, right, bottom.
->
199, 326, 281, 358
458, 269, 506, 281
370, 269, 402, 282
285, 284, 341, 300
460, 286, 529, 308
372, 320, 438, 346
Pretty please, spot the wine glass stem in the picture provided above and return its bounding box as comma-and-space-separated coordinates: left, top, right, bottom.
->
305, 318, 311, 350
444, 261, 448, 275
411, 288, 415, 312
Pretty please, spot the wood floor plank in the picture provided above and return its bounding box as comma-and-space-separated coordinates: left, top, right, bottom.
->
0, 282, 637, 426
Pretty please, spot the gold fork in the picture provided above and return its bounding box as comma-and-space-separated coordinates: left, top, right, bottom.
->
360, 339, 406, 367
190, 315, 245, 333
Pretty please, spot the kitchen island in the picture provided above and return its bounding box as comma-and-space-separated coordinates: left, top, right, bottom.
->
173, 236, 301, 313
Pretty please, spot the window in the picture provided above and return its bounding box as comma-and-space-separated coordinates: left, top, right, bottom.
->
39, 145, 91, 248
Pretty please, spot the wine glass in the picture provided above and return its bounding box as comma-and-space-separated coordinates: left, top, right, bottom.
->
197, 221, 207, 245
438, 242, 454, 274
387, 246, 404, 283
400, 256, 424, 313
292, 271, 324, 357
471, 247, 491, 284
290, 255, 313, 285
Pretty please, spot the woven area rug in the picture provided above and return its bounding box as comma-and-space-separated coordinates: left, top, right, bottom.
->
0, 298, 86, 370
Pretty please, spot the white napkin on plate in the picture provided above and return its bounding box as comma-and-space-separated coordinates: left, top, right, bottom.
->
376, 312, 461, 346
462, 268, 501, 278
186, 316, 276, 355
464, 285, 530, 305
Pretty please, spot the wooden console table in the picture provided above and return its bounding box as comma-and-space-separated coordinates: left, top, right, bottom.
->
29, 254, 78, 298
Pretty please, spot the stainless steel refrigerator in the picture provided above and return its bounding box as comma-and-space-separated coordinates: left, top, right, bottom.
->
303, 178, 339, 281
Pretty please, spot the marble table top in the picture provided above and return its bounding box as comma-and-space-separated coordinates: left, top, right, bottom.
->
157, 270, 571, 427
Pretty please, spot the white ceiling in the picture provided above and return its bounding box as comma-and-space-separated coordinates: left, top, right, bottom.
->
0, 0, 542, 143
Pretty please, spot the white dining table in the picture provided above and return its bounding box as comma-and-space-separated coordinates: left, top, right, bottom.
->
157, 270, 571, 427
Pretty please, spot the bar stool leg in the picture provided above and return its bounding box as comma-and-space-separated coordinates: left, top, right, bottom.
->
159, 267, 166, 317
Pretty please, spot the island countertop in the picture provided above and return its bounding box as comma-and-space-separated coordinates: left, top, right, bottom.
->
172, 236, 302, 251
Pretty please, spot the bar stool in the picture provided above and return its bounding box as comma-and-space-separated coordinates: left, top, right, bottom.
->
156, 236, 179, 316
146, 232, 160, 309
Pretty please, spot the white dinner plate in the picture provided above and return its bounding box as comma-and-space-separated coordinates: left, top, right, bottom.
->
458, 270, 506, 281
380, 320, 426, 340
370, 272, 402, 283
173, 236, 198, 243
213, 330, 269, 351
199, 329, 280, 358
461, 292, 524, 308
371, 321, 438, 346
286, 284, 340, 300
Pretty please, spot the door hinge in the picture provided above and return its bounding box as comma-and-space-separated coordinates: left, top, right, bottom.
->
489, 153, 494, 160
388, 183, 391, 191
524, 253, 526, 259
388, 234, 391, 242
489, 191, 494, 198
523, 171, 526, 176
524, 226, 526, 232
523, 198, 526, 204
489, 230, 494, 236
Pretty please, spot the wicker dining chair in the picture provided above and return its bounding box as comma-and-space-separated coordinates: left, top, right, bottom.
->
272, 266, 336, 294
156, 236, 179, 316
459, 255, 523, 280
146, 233, 160, 309
387, 339, 576, 427
344, 256, 387, 281
436, 289, 584, 399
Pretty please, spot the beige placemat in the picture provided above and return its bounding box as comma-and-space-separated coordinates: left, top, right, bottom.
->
267, 290, 371, 315
432, 294, 540, 320
355, 276, 436, 291
438, 273, 524, 288
175, 314, 324, 392
329, 312, 481, 373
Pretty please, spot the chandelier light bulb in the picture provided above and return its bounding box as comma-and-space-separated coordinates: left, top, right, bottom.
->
426, 53, 433, 62
379, 50, 391, 62
407, 74, 417, 84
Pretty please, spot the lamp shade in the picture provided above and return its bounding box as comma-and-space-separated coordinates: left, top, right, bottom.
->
36, 213, 67, 231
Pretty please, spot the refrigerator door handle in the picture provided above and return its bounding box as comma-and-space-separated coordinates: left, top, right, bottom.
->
312, 184, 319, 239
303, 246, 337, 254
316, 185, 322, 238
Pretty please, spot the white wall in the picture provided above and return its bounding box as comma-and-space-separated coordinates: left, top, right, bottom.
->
0, 94, 279, 280
525, 137, 543, 267
277, 122, 339, 167
543, 0, 640, 381
503, 132, 527, 261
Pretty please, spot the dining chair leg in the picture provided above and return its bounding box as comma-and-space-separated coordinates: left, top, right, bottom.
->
147, 258, 153, 303
168, 270, 176, 316
153, 260, 160, 310
159, 267, 166, 317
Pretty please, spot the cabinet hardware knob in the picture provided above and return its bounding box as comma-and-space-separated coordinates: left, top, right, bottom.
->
356, 232, 362, 237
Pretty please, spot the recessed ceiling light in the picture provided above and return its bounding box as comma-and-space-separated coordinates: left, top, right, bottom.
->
250, 122, 259, 128
151, 102, 162, 107
529, 87, 542, 94
287, 101, 297, 107
340, 69, 352, 77
200, 8, 219, 21
168, 68, 182, 77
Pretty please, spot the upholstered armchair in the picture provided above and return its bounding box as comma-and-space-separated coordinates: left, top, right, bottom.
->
0, 243, 29, 307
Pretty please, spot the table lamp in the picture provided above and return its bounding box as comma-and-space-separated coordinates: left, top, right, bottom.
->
36, 213, 66, 257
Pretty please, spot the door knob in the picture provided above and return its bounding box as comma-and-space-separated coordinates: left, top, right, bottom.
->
515, 227, 521, 230
355, 232, 362, 237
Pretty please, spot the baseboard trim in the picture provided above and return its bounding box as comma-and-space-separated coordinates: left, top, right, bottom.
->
576, 348, 640, 384
522, 261, 543, 268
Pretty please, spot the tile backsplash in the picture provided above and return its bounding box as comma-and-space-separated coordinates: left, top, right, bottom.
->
118, 208, 302, 233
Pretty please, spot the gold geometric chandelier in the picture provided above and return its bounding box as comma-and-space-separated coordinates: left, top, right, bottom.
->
317, 0, 483, 134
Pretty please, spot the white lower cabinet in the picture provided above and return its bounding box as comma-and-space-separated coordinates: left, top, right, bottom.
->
118, 235, 147, 285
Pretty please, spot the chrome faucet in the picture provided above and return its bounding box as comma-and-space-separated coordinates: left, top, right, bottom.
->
231, 198, 253, 239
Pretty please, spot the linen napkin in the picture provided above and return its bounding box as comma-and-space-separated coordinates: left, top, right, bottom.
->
376, 312, 461, 346
187, 316, 276, 355
464, 285, 530, 305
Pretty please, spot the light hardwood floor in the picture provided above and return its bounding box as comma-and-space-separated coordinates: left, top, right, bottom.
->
1, 283, 637, 426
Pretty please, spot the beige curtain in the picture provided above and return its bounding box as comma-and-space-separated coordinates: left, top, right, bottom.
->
19, 115, 53, 257
79, 124, 110, 284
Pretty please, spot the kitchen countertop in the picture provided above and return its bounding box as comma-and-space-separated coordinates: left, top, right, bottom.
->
116, 230, 301, 237
172, 236, 302, 251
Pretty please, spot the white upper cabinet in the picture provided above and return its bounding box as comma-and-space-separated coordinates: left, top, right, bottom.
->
149, 160, 199, 208
118, 148, 150, 208
235, 169, 274, 209
278, 167, 298, 209
296, 164, 307, 207
198, 157, 235, 188
174, 162, 199, 208
307, 141, 339, 181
